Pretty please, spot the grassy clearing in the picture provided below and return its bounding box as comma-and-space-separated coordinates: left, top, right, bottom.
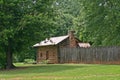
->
0, 63, 120, 80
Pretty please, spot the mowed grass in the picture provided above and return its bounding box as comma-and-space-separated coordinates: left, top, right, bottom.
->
0, 63, 120, 80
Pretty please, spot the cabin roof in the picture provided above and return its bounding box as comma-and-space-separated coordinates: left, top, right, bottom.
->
33, 35, 69, 47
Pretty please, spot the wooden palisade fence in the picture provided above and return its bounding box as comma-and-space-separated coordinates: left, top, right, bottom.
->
59, 46, 120, 64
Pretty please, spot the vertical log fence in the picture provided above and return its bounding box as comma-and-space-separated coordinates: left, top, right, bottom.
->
59, 46, 120, 64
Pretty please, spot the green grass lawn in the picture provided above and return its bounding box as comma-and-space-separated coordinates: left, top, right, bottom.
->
0, 63, 120, 80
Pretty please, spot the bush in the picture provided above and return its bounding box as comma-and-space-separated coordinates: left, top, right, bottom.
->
24, 59, 35, 64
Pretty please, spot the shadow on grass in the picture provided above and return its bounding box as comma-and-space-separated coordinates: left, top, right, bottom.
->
0, 64, 90, 74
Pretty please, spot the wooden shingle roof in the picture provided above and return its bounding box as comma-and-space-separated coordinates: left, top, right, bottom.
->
33, 35, 69, 47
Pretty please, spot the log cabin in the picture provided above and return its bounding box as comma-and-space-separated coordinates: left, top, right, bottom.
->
33, 31, 90, 63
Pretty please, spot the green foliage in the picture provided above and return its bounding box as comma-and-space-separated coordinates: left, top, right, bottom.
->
80, 0, 120, 46
0, 0, 56, 69
24, 59, 35, 64
13, 47, 36, 63
0, 53, 6, 69
52, 0, 83, 36
53, 0, 120, 46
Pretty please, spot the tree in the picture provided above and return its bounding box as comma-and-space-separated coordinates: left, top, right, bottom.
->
80, 0, 120, 46
52, 0, 120, 46
52, 0, 84, 36
0, 0, 55, 69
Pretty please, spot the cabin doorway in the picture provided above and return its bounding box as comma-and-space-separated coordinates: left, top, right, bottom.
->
46, 51, 49, 60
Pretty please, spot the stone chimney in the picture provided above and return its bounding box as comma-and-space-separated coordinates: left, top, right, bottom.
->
68, 30, 77, 47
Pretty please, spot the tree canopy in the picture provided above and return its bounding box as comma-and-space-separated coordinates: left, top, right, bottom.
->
0, 0, 55, 69
80, 0, 120, 46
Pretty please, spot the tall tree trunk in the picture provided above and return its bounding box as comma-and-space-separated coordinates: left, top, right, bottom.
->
6, 49, 15, 69
6, 39, 15, 69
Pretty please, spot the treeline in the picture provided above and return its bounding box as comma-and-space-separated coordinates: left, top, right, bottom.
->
0, 0, 120, 69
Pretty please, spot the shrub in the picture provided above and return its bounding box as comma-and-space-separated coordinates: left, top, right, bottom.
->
24, 59, 35, 64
